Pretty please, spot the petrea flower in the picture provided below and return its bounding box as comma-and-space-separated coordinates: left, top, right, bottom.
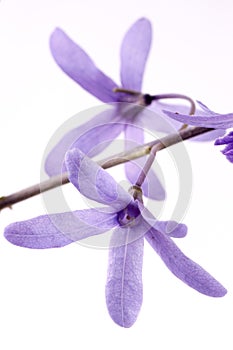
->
215, 131, 233, 163
4, 149, 227, 327
45, 17, 198, 200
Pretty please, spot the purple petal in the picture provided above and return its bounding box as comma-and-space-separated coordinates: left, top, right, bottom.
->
222, 147, 233, 155
71, 122, 123, 159
106, 227, 144, 327
141, 102, 225, 141
50, 28, 118, 102
141, 103, 182, 133
138, 203, 187, 238
65, 149, 132, 210
45, 108, 122, 176
145, 100, 208, 133
125, 123, 144, 144
4, 208, 118, 249
145, 228, 227, 297
120, 18, 152, 90
214, 133, 233, 163
225, 154, 233, 162
196, 101, 217, 115
163, 110, 233, 129
138, 103, 225, 141
215, 131, 233, 145
124, 124, 165, 200
156, 221, 188, 238
187, 101, 225, 140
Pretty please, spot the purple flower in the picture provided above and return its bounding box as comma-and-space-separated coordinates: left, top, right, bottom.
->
4, 149, 227, 327
45, 18, 197, 200
215, 131, 233, 163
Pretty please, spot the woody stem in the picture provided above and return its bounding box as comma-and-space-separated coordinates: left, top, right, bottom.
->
0, 126, 213, 211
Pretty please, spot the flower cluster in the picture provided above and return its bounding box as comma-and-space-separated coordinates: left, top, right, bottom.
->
3, 17, 233, 328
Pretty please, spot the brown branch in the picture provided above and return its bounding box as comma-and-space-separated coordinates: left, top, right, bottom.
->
0, 126, 213, 211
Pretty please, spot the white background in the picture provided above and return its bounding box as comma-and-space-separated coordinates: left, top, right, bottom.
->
1, 0, 233, 349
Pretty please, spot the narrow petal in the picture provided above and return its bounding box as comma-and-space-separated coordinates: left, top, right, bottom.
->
222, 144, 233, 154
65, 149, 132, 210
120, 18, 152, 90
196, 101, 216, 115
141, 103, 182, 133
4, 208, 118, 249
215, 133, 233, 163
215, 131, 233, 145
174, 101, 224, 140
146, 101, 225, 141
45, 108, 122, 176
155, 221, 188, 238
163, 110, 233, 129
106, 227, 144, 327
224, 153, 233, 163
124, 124, 165, 200
145, 228, 227, 297
138, 203, 187, 238
125, 123, 144, 144
50, 28, 118, 102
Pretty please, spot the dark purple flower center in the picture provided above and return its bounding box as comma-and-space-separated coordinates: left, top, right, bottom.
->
142, 93, 154, 106
117, 202, 140, 227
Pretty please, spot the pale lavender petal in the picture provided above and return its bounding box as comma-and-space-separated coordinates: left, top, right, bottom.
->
196, 101, 216, 115
153, 100, 213, 119
65, 149, 132, 210
124, 123, 144, 144
149, 100, 227, 137
138, 203, 187, 237
144, 101, 192, 133
124, 124, 165, 200
140, 106, 177, 133
50, 28, 118, 102
4, 208, 118, 249
71, 122, 123, 158
106, 227, 144, 327
156, 221, 188, 238
187, 101, 225, 140
45, 108, 122, 176
140, 103, 225, 140
163, 109, 233, 129
120, 18, 152, 90
145, 228, 227, 297
146, 101, 223, 141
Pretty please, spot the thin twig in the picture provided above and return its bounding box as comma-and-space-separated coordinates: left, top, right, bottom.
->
0, 126, 213, 211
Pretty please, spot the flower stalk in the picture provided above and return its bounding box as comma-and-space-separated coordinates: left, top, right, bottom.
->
0, 126, 213, 211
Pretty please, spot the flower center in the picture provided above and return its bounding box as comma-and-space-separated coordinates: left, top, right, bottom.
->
113, 87, 154, 121
117, 202, 140, 227
113, 87, 153, 106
